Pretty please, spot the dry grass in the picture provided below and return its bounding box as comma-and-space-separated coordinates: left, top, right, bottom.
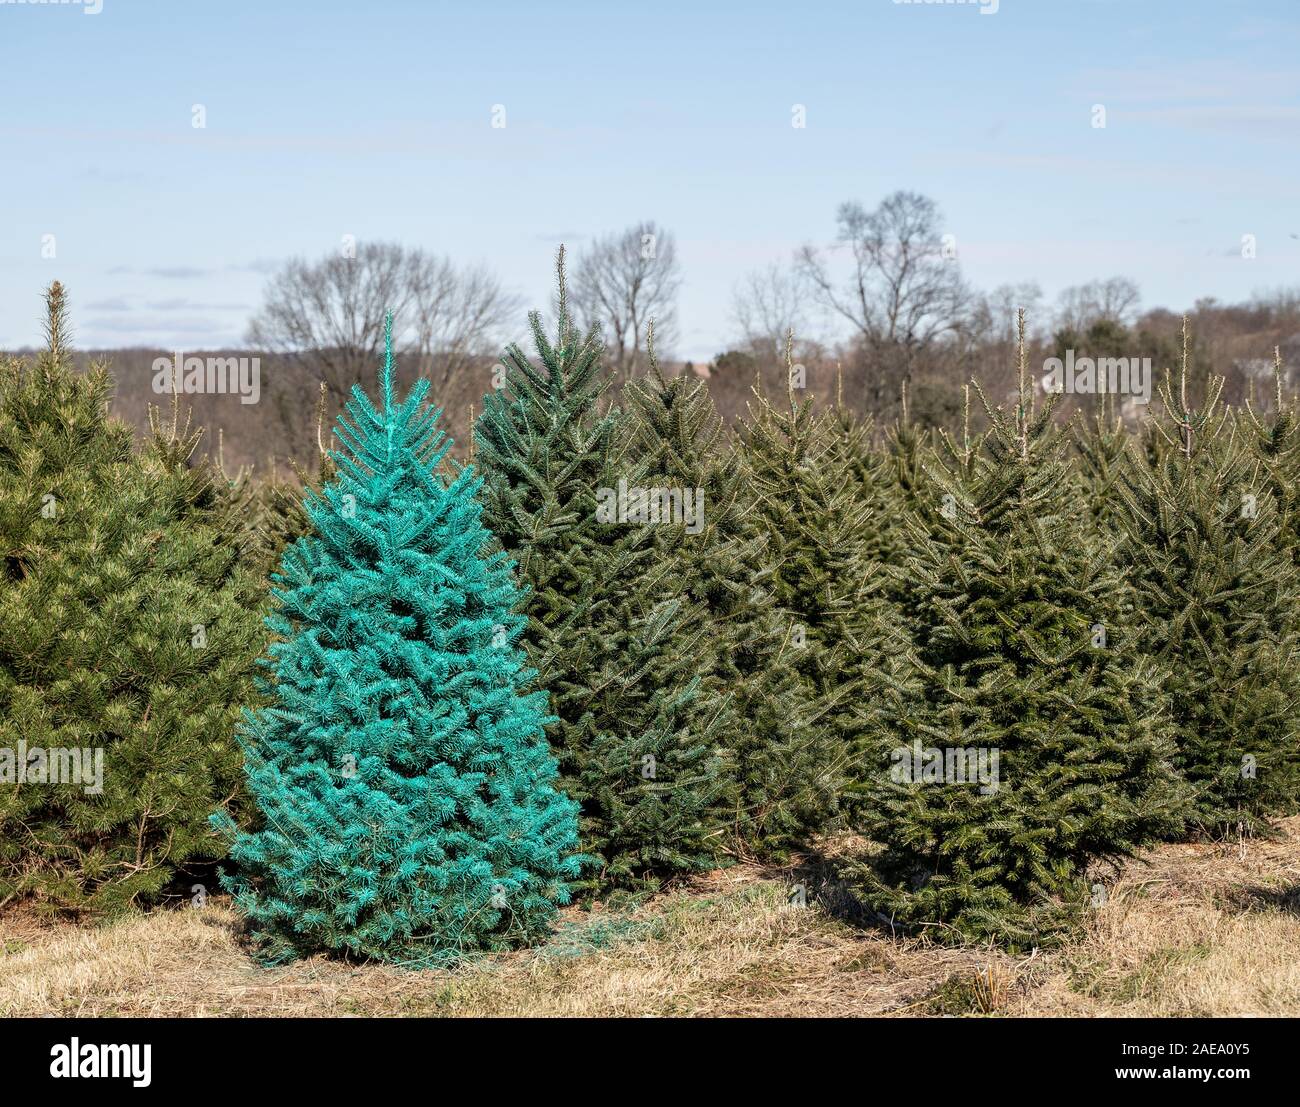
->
1020, 818, 1300, 1017
3, 820, 1299, 1018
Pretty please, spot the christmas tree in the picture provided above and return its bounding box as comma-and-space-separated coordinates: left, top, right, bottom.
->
867, 384, 946, 616
0, 283, 264, 913
1112, 333, 1300, 833
883, 384, 933, 524
622, 330, 818, 855
737, 345, 900, 830
474, 251, 731, 890
1072, 392, 1135, 531
214, 315, 580, 964
826, 373, 896, 569
851, 314, 1189, 946
1241, 349, 1300, 572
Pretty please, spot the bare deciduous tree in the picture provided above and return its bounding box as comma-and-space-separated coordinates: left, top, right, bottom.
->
977, 282, 1046, 342
246, 242, 413, 403
796, 190, 969, 409
1055, 277, 1141, 333
570, 220, 681, 378
732, 261, 809, 367
247, 241, 517, 403
407, 255, 520, 392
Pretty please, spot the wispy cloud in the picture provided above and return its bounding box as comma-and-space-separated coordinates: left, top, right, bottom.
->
79, 167, 148, 185
228, 259, 280, 275
81, 314, 247, 349
144, 298, 251, 312
88, 294, 251, 313
87, 316, 228, 335
1076, 62, 1300, 106
146, 266, 212, 280
1119, 105, 1300, 137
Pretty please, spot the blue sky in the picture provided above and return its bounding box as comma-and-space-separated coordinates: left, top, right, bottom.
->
2, 0, 1298, 360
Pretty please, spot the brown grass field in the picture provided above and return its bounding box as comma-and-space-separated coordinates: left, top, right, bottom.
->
2, 819, 1298, 1018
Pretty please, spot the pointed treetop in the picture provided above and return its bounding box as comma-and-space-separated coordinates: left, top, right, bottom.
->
1179, 313, 1190, 416
1015, 306, 1030, 459
554, 244, 571, 348
314, 380, 332, 458
1151, 315, 1226, 459
645, 318, 670, 391
381, 310, 395, 412
1274, 345, 1284, 413
41, 281, 70, 380
1239, 344, 1298, 434
784, 327, 796, 407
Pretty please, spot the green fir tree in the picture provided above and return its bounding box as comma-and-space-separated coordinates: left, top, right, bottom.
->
1072, 391, 1136, 531
474, 252, 731, 890
1113, 333, 1300, 833
0, 283, 264, 913
826, 373, 897, 570
623, 329, 819, 855
851, 314, 1189, 946
1241, 348, 1300, 571
737, 345, 900, 831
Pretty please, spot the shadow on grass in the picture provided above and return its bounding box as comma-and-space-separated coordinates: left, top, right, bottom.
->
1220, 882, 1300, 915
769, 849, 884, 932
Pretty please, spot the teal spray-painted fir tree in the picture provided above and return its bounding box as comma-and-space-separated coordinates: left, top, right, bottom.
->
214, 317, 581, 965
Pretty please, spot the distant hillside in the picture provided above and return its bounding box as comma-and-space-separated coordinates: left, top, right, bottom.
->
5, 292, 1299, 481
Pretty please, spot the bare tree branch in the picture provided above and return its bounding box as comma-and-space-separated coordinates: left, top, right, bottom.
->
247, 242, 517, 404
1055, 276, 1141, 333
796, 191, 969, 407
408, 256, 520, 392
732, 261, 809, 367
570, 220, 681, 379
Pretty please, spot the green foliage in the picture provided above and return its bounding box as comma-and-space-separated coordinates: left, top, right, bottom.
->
0, 283, 264, 913
737, 370, 901, 836
1112, 351, 1300, 832
872, 390, 946, 609
1072, 395, 1133, 530
11, 274, 1300, 954
850, 329, 1190, 947
1241, 351, 1300, 571
214, 317, 580, 964
884, 395, 933, 522
827, 387, 895, 567
474, 252, 731, 890
623, 338, 817, 855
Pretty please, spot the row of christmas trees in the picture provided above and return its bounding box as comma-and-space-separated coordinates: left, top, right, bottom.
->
2, 268, 1298, 959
